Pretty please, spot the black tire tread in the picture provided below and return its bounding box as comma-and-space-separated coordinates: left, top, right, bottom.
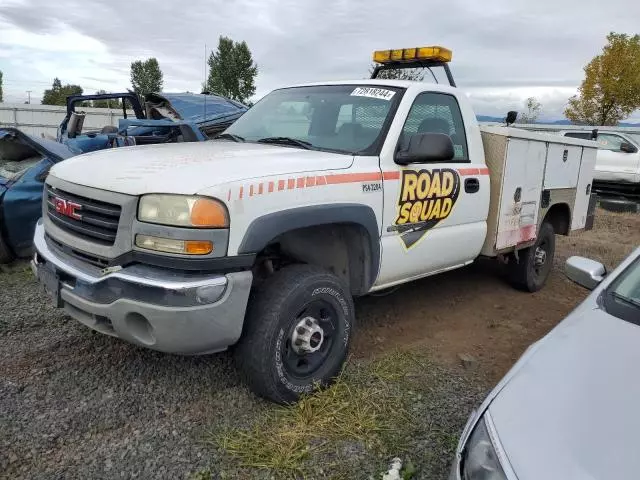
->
509, 221, 555, 292
234, 264, 353, 404
0, 233, 15, 264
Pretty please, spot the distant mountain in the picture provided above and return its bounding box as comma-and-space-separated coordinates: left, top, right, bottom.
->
475, 115, 640, 127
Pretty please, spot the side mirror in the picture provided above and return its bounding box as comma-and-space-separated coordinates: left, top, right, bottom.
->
505, 111, 518, 125
395, 132, 454, 165
620, 142, 638, 153
565, 256, 606, 290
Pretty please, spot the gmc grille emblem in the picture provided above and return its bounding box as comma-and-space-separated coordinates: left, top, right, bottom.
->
53, 197, 82, 220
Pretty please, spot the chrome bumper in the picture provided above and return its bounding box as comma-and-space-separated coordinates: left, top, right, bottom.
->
32, 220, 252, 354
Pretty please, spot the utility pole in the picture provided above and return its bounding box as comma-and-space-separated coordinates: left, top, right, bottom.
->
26, 90, 32, 104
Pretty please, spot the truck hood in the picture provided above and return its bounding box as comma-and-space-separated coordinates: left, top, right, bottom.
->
488, 308, 640, 480
49, 141, 354, 196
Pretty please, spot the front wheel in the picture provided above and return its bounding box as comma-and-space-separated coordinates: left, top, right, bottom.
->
234, 265, 354, 404
0, 232, 15, 264
508, 221, 555, 292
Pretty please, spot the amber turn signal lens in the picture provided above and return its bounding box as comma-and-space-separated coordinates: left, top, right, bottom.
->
185, 240, 214, 255
191, 198, 228, 227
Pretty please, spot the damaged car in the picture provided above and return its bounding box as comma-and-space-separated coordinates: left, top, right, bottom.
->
0, 128, 74, 263
0, 93, 247, 263
58, 91, 248, 154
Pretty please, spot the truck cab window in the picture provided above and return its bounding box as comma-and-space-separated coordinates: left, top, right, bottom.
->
399, 92, 468, 161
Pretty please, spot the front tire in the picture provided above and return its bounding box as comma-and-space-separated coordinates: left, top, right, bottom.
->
0, 232, 15, 264
235, 265, 354, 404
508, 221, 555, 292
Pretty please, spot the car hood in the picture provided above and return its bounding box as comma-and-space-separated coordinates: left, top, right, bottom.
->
488, 307, 640, 480
49, 141, 354, 196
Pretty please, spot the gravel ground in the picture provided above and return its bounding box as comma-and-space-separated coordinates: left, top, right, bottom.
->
0, 265, 265, 479
0, 263, 486, 480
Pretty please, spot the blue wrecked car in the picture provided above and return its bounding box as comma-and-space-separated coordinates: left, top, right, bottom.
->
0, 92, 247, 263
58, 91, 248, 153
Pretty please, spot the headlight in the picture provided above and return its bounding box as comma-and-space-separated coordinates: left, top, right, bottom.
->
138, 194, 228, 228
462, 417, 507, 480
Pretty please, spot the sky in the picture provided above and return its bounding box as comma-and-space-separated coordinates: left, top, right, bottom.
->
0, 0, 638, 122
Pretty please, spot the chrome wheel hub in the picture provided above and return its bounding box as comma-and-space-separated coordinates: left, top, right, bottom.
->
534, 246, 547, 266
291, 317, 324, 354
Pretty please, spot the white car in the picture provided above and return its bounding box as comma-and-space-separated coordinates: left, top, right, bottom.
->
560, 129, 640, 197
451, 246, 640, 479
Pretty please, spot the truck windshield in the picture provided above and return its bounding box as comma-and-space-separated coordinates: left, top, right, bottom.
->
222, 85, 404, 155
604, 255, 640, 325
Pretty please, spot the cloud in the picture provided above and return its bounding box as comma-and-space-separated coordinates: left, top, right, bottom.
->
1, 0, 639, 120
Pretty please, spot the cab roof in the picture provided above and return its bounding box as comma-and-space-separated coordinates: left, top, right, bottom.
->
283, 79, 459, 95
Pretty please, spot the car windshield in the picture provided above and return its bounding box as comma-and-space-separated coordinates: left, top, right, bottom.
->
605, 255, 640, 323
223, 84, 403, 154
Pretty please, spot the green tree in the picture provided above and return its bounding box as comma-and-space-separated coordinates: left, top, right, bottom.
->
368, 64, 426, 81
0, 70, 3, 102
130, 58, 164, 97
91, 90, 122, 109
204, 36, 257, 103
517, 97, 542, 123
565, 32, 640, 126
41, 78, 83, 105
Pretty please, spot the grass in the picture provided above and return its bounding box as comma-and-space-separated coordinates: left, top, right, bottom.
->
208, 351, 429, 479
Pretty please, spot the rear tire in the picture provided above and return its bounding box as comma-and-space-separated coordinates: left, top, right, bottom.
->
508, 221, 555, 292
0, 233, 15, 264
234, 264, 354, 404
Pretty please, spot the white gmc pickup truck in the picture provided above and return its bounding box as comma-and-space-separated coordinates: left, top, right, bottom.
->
33, 47, 598, 403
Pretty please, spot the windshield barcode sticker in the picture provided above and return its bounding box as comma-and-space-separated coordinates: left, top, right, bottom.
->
351, 87, 396, 101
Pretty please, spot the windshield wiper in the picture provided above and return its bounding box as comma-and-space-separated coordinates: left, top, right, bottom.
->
256, 137, 314, 150
215, 132, 245, 142
612, 292, 640, 308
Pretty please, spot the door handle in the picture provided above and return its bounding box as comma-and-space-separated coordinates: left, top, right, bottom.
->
464, 178, 480, 194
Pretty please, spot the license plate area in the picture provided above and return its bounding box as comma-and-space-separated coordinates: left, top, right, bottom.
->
37, 262, 62, 308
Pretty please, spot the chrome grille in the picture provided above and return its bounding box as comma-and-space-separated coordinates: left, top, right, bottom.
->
46, 185, 121, 246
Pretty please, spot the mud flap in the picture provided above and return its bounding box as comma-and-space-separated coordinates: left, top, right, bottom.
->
585, 193, 597, 231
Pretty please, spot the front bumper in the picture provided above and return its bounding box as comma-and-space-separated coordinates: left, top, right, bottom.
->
32, 220, 252, 354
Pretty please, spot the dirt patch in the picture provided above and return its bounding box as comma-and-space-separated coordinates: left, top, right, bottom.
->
353, 208, 639, 382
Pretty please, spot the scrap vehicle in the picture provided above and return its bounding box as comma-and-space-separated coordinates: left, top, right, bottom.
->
32, 46, 598, 403
0, 93, 247, 263
450, 247, 640, 480
559, 128, 640, 199
58, 91, 248, 154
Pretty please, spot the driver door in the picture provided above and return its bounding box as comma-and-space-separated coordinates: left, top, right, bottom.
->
374, 90, 490, 288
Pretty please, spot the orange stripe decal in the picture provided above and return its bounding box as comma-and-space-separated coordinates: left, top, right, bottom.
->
278, 180, 285, 191
249, 185, 254, 196
258, 183, 264, 195
239, 186, 244, 199
325, 172, 382, 185
383, 171, 400, 180
306, 176, 316, 187
316, 176, 327, 186
287, 178, 295, 190
268, 181, 274, 193
297, 177, 305, 189
479, 167, 490, 175
458, 168, 480, 176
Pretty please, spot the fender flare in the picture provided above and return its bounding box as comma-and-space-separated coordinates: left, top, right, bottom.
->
238, 203, 381, 287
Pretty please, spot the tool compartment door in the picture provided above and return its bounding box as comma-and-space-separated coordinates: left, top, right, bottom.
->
544, 144, 582, 189
571, 147, 597, 230
496, 138, 546, 250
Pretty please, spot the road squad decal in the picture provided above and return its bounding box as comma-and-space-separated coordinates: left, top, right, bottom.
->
394, 168, 461, 249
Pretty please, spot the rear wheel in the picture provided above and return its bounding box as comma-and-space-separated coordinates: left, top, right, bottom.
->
0, 232, 15, 264
235, 264, 354, 404
508, 221, 555, 292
